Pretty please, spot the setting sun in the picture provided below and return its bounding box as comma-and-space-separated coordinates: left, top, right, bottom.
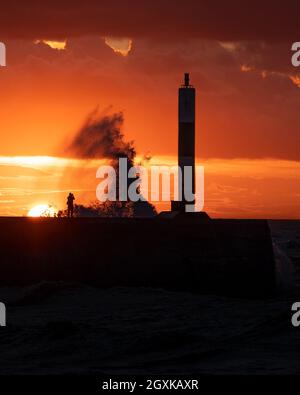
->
27, 204, 57, 217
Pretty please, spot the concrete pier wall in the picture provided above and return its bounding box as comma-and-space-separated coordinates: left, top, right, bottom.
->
0, 217, 276, 297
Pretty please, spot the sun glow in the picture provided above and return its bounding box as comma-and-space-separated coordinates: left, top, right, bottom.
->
290, 75, 300, 88
104, 37, 132, 56
27, 204, 58, 217
0, 156, 61, 167
0, 156, 105, 169
34, 40, 66, 50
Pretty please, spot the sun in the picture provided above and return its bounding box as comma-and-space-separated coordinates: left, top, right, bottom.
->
27, 204, 57, 217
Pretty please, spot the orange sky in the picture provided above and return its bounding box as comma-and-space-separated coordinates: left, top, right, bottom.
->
0, 155, 299, 219
0, 18, 299, 218
1, 37, 300, 160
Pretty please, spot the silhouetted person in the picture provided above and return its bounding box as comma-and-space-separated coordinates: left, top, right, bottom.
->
67, 193, 75, 218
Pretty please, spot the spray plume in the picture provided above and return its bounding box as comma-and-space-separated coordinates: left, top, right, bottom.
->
62, 108, 156, 218
66, 108, 136, 166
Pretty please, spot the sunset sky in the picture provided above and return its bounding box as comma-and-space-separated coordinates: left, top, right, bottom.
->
0, 1, 299, 218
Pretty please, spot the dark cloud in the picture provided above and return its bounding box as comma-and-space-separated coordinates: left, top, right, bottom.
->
228, 41, 297, 74
0, 34, 299, 161
0, 1, 299, 42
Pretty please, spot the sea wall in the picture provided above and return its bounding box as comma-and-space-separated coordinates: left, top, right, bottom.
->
0, 217, 276, 297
